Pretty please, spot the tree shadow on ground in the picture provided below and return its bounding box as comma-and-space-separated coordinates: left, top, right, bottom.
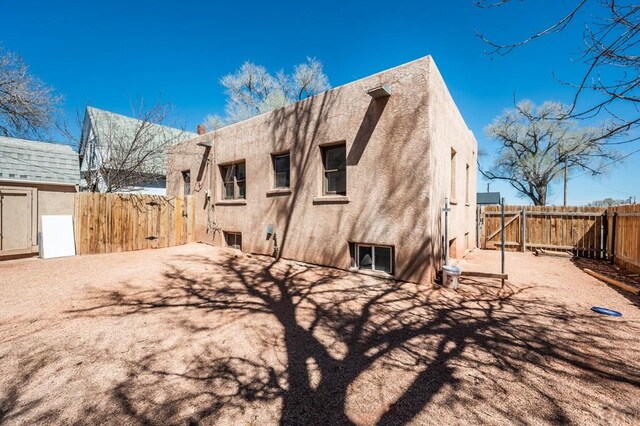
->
572, 257, 640, 308
57, 251, 640, 425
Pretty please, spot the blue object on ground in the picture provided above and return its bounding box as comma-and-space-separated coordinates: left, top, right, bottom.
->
591, 307, 622, 317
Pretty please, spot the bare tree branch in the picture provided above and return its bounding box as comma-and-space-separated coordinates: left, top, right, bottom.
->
482, 100, 622, 205
79, 101, 193, 193
0, 46, 62, 138
477, 0, 640, 136
209, 58, 331, 125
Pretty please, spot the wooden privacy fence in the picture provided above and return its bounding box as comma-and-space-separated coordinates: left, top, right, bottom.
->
607, 204, 640, 274
479, 205, 607, 257
479, 204, 640, 272
74, 193, 195, 255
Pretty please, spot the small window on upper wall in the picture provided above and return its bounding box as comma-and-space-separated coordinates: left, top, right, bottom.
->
465, 163, 470, 204
182, 170, 191, 195
273, 153, 290, 188
220, 161, 246, 200
450, 148, 457, 199
322, 144, 346, 195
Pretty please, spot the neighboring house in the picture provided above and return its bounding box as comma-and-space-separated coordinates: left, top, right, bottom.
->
78, 106, 197, 195
167, 56, 478, 285
0, 136, 79, 257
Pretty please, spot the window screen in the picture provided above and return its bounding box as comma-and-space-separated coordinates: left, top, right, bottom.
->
224, 232, 242, 250
354, 244, 393, 274
274, 153, 290, 188
374, 246, 393, 273
220, 162, 246, 200
358, 245, 373, 270
322, 145, 346, 195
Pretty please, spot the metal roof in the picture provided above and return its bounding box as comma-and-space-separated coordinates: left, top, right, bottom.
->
0, 136, 80, 185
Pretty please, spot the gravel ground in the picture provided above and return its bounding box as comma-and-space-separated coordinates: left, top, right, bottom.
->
572, 256, 640, 291
1, 244, 639, 425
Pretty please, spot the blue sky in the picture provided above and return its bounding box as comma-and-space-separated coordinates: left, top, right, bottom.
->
1, 0, 638, 205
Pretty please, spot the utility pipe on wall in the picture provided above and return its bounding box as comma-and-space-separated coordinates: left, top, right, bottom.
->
443, 197, 450, 266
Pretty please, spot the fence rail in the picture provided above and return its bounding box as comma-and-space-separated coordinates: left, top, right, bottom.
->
480, 204, 640, 273
480, 205, 607, 258
74, 193, 195, 255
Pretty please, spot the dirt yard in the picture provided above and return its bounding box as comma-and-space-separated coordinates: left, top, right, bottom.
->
1, 244, 639, 425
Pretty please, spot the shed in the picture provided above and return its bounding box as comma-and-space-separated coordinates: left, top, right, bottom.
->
0, 136, 79, 258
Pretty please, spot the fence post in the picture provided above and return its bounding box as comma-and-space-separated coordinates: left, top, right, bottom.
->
600, 210, 606, 260
476, 205, 480, 249
611, 211, 617, 264
443, 198, 450, 266
501, 198, 506, 288
522, 206, 527, 252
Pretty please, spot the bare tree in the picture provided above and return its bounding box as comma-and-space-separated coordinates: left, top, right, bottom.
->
80, 101, 192, 193
208, 57, 331, 125
289, 58, 331, 101
0, 46, 61, 138
475, 0, 640, 139
203, 114, 225, 131
483, 100, 621, 205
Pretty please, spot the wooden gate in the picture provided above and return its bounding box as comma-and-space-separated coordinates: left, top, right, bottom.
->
479, 205, 607, 258
74, 193, 195, 255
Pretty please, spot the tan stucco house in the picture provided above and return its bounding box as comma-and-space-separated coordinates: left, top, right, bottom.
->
0, 137, 79, 258
167, 56, 477, 285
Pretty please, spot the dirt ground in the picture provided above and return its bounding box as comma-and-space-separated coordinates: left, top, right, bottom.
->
572, 256, 640, 291
1, 244, 639, 425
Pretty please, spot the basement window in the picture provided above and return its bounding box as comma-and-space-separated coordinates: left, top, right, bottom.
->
273, 153, 290, 188
351, 243, 393, 274
322, 144, 346, 195
224, 232, 242, 250
220, 161, 246, 200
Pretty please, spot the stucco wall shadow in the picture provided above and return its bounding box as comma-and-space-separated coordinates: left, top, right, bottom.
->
166, 56, 477, 286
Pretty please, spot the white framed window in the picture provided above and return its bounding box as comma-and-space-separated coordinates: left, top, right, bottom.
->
224, 232, 242, 250
353, 243, 393, 274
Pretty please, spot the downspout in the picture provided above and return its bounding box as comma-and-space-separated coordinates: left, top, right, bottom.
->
443, 197, 450, 266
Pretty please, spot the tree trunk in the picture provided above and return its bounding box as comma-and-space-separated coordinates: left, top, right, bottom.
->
539, 185, 547, 206
563, 160, 568, 207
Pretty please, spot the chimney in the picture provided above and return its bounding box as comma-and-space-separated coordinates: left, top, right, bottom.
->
197, 124, 206, 135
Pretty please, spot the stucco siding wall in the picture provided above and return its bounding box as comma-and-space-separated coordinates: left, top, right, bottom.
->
427, 60, 478, 261
168, 56, 476, 284
38, 186, 76, 229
